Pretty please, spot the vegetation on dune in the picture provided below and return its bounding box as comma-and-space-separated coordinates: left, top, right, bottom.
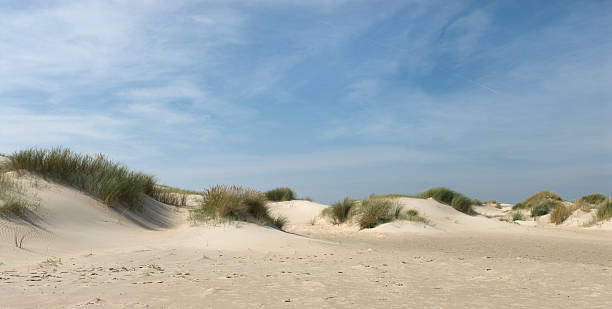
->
148, 185, 196, 207
322, 197, 355, 225
596, 199, 612, 222
520, 190, 563, 209
404, 209, 429, 224
264, 187, 295, 202
530, 200, 562, 217
0, 173, 36, 217
472, 198, 483, 206
512, 202, 527, 210
419, 187, 475, 215
574, 193, 607, 208
512, 212, 525, 222
550, 205, 572, 224
8, 148, 157, 208
357, 198, 396, 229
191, 185, 285, 229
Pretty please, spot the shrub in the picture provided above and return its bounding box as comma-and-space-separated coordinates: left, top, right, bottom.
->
550, 205, 572, 224
323, 197, 355, 225
194, 185, 275, 226
512, 203, 527, 210
596, 199, 612, 222
420, 187, 474, 215
512, 212, 524, 221
357, 198, 395, 229
264, 187, 295, 201
521, 190, 563, 208
531, 200, 561, 217
8, 147, 156, 208
575, 193, 607, 206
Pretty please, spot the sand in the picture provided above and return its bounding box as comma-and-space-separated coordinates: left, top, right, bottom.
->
1, 172, 612, 308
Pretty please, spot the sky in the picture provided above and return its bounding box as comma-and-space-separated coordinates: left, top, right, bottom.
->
0, 0, 610, 203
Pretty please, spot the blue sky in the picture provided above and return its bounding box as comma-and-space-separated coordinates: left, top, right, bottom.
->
1, 0, 610, 203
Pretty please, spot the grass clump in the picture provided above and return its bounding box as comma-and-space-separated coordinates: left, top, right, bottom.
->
8, 147, 156, 208
550, 205, 572, 224
357, 198, 396, 229
149, 185, 189, 206
512, 212, 525, 221
420, 187, 475, 215
596, 199, 612, 222
575, 193, 607, 205
530, 200, 562, 217
404, 209, 429, 224
521, 190, 563, 209
264, 187, 295, 201
0, 173, 36, 217
512, 202, 527, 210
192, 185, 285, 229
322, 197, 355, 225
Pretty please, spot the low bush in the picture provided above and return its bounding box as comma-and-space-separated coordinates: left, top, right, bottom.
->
550, 205, 572, 224
512, 212, 525, 221
531, 200, 561, 217
512, 202, 527, 210
575, 193, 607, 206
357, 198, 395, 229
8, 147, 156, 208
322, 197, 355, 225
521, 190, 562, 209
419, 187, 475, 215
192, 185, 285, 229
264, 187, 295, 201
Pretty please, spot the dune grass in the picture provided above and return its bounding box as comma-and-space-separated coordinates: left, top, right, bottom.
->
8, 148, 156, 208
149, 185, 192, 206
404, 209, 429, 224
596, 199, 612, 222
264, 187, 295, 201
322, 197, 355, 225
191, 185, 285, 229
521, 190, 563, 208
574, 193, 608, 211
512, 202, 527, 210
550, 205, 572, 224
0, 173, 35, 217
512, 212, 525, 221
530, 200, 562, 217
357, 198, 397, 229
419, 187, 475, 215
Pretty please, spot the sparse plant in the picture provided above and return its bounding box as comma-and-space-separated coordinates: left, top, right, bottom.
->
322, 197, 355, 225
264, 187, 295, 201
512, 212, 524, 221
149, 187, 189, 206
531, 200, 561, 217
550, 205, 572, 224
404, 209, 429, 224
14, 231, 28, 249
472, 198, 482, 206
271, 215, 288, 230
148, 264, 163, 271
40, 257, 62, 267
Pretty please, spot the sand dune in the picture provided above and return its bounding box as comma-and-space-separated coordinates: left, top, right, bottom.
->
1, 171, 612, 308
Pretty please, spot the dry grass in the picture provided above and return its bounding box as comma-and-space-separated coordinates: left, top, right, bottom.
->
8, 147, 156, 208
521, 190, 563, 208
191, 185, 284, 229
322, 197, 355, 225
357, 198, 396, 229
550, 205, 572, 224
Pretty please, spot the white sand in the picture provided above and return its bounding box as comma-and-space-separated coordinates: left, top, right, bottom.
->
1, 172, 612, 308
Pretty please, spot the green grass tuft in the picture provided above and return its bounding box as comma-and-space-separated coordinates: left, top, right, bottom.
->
192, 185, 277, 227
530, 200, 562, 217
512, 212, 525, 221
512, 202, 527, 210
322, 197, 355, 225
8, 147, 156, 208
419, 187, 475, 215
575, 193, 607, 206
521, 190, 563, 209
264, 187, 295, 201
596, 199, 612, 222
550, 205, 572, 224
271, 215, 288, 230
357, 198, 396, 229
